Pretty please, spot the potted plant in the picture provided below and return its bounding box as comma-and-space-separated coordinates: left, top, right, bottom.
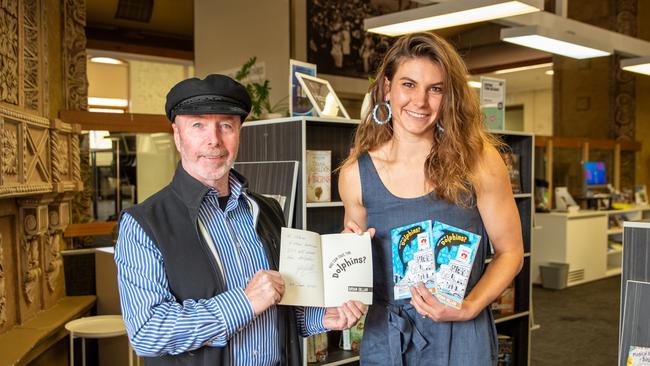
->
235, 57, 287, 120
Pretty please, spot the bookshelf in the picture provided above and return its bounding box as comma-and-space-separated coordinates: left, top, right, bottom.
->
238, 120, 533, 365
492, 130, 534, 366
238, 116, 360, 366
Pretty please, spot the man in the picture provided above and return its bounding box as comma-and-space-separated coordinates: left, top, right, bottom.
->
115, 74, 365, 366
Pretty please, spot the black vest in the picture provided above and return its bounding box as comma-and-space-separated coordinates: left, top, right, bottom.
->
124, 165, 302, 366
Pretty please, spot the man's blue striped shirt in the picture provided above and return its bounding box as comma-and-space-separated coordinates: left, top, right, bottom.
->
115, 173, 326, 365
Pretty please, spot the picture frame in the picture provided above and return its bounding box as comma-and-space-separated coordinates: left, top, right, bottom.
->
295, 73, 350, 119
289, 59, 317, 117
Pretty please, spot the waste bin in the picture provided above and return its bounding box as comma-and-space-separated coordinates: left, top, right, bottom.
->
539, 262, 569, 290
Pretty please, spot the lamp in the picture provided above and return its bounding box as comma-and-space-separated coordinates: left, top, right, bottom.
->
621, 56, 650, 76
501, 25, 612, 59
364, 0, 543, 36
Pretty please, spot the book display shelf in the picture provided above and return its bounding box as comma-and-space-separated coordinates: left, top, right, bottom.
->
238, 116, 360, 365
492, 130, 534, 366
239, 119, 533, 365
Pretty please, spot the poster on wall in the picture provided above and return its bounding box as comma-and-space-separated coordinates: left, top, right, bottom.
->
289, 59, 317, 117
306, 0, 420, 79
480, 77, 506, 130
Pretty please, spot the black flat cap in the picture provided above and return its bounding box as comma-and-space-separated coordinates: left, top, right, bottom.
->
165, 74, 252, 123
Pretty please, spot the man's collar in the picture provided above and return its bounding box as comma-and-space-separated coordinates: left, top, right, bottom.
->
170, 162, 250, 209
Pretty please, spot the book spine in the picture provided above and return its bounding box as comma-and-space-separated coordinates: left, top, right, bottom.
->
306, 150, 331, 202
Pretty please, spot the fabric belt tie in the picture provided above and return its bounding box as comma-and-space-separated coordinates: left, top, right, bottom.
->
387, 304, 428, 366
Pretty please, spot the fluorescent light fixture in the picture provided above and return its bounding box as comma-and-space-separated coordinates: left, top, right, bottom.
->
88, 108, 126, 113
365, 0, 542, 36
90, 56, 124, 65
493, 62, 552, 74
545, 70, 554, 75
621, 56, 650, 76
501, 26, 612, 59
88, 97, 129, 107
468, 80, 482, 88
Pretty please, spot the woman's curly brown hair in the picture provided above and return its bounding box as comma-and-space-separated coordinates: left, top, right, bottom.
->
342, 32, 503, 207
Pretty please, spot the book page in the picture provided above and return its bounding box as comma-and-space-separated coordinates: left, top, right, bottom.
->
279, 227, 325, 306
321, 232, 373, 307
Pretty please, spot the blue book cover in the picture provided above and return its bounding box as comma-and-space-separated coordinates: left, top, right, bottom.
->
390, 220, 436, 300
431, 221, 481, 309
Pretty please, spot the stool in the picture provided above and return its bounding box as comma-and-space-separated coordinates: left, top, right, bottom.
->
65, 315, 134, 366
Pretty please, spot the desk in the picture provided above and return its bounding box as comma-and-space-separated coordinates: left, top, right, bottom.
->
65, 315, 133, 366
533, 206, 650, 287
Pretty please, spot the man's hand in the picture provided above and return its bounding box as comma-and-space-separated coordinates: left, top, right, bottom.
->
322, 300, 367, 330
244, 270, 285, 316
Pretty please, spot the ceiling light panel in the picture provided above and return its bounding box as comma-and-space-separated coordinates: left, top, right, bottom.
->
365, 0, 543, 36
621, 56, 650, 76
501, 26, 612, 59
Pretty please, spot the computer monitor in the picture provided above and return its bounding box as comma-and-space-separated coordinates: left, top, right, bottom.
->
584, 161, 607, 187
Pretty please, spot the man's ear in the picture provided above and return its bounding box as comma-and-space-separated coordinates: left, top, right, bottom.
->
171, 122, 181, 152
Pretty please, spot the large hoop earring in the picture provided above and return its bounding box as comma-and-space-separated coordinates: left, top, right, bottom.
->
372, 102, 392, 125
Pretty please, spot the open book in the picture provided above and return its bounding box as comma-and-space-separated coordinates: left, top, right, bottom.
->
278, 227, 373, 307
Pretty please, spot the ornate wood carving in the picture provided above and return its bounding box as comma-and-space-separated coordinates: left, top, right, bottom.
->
0, 0, 47, 114
63, 0, 88, 111
2, 128, 18, 177
23, 0, 41, 112
20, 206, 47, 305
0, 1, 19, 106
44, 203, 67, 293
0, 232, 6, 326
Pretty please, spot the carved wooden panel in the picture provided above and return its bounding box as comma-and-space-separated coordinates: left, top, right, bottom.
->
63, 0, 88, 111
0, 0, 48, 115
0, 1, 19, 106
16, 201, 53, 321
42, 202, 67, 309
0, 106, 51, 196
0, 210, 18, 334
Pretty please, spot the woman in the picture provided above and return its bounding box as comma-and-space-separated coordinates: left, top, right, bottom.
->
339, 32, 524, 365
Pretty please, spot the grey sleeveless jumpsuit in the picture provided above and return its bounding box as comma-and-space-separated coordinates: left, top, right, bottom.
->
357, 152, 498, 366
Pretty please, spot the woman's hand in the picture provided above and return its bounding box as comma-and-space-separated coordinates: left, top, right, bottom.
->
343, 219, 376, 238
409, 283, 481, 322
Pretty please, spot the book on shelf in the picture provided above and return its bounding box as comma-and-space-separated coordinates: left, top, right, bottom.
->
502, 151, 522, 194
307, 332, 328, 363
497, 334, 514, 366
491, 281, 515, 317
391, 220, 481, 309
341, 314, 365, 351
278, 227, 373, 307
306, 150, 331, 202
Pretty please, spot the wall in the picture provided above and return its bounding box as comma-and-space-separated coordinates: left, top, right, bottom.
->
194, 0, 291, 109
507, 89, 553, 135
87, 62, 128, 99
129, 60, 191, 201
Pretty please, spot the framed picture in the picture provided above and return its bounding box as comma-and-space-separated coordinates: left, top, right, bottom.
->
289, 59, 317, 117
233, 161, 299, 227
295, 73, 350, 119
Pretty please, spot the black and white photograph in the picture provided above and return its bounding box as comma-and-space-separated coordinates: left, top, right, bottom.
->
307, 0, 420, 78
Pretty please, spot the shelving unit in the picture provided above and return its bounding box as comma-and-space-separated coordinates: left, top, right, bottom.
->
492, 130, 534, 366
238, 116, 359, 366
238, 120, 533, 365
